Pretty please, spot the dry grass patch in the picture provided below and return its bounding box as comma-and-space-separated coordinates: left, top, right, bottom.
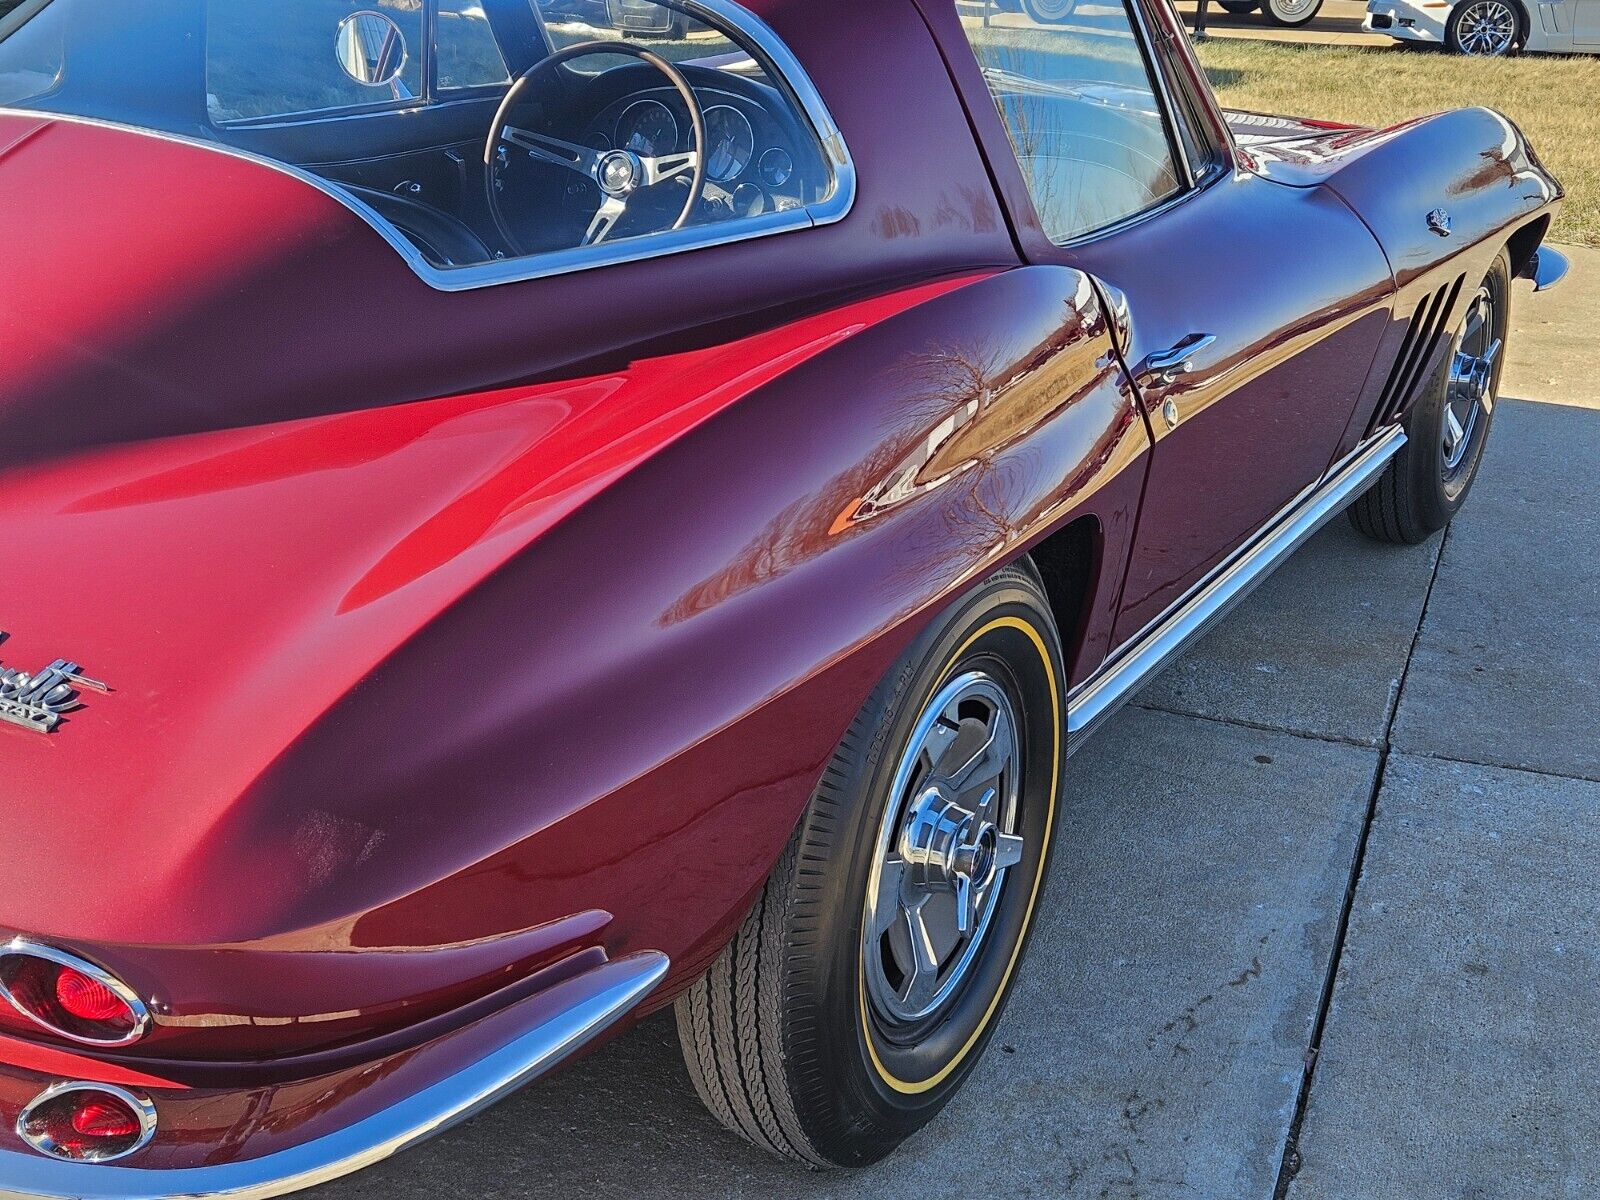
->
1194, 39, 1600, 245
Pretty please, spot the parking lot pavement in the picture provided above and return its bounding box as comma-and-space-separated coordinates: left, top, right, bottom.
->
312, 257, 1599, 1200
317, 708, 1379, 1200
1286, 755, 1600, 1199
1392, 397, 1600, 782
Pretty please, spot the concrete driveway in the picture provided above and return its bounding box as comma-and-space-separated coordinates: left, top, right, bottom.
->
310, 249, 1600, 1200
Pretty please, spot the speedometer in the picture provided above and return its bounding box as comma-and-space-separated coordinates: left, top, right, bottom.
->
704, 105, 756, 183
616, 100, 679, 158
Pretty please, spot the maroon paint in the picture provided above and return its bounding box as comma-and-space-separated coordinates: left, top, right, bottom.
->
0, 0, 1562, 1170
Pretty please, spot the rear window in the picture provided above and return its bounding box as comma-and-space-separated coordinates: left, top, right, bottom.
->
0, 0, 853, 288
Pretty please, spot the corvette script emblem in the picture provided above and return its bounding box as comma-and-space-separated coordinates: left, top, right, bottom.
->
0, 631, 108, 735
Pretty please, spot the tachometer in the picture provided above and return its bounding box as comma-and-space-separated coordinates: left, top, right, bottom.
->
616, 99, 679, 158
704, 105, 756, 183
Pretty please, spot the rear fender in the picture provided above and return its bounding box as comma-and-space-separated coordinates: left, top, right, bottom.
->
205, 265, 1151, 1008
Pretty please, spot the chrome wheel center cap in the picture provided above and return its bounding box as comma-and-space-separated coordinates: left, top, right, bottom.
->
599, 151, 641, 196
899, 786, 1004, 934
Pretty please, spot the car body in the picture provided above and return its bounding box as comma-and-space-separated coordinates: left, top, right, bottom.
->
0, 0, 1564, 1193
1365, 0, 1600, 52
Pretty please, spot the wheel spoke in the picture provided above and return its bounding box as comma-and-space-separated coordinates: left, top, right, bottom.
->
899, 902, 942, 1012
994, 832, 1025, 871
641, 150, 698, 187
947, 706, 1013, 791
501, 125, 602, 181
869, 856, 908, 937
1444, 404, 1467, 457
583, 196, 627, 246
920, 719, 961, 772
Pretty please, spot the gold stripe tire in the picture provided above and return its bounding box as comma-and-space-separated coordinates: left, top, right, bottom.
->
674, 560, 1066, 1167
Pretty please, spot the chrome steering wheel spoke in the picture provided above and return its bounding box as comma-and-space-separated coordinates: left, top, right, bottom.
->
640, 150, 700, 187
500, 124, 604, 182
583, 196, 628, 247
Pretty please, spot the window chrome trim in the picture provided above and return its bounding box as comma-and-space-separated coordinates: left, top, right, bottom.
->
0, 0, 854, 294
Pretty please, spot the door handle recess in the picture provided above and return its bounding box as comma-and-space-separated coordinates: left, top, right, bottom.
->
1140, 334, 1217, 385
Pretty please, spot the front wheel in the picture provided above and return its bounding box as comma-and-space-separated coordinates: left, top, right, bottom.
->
1446, 0, 1521, 53
1263, 0, 1322, 25
1218, 1, 1261, 12
675, 562, 1066, 1167
1349, 250, 1509, 544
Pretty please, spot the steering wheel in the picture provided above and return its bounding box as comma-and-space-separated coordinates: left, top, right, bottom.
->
485, 41, 708, 256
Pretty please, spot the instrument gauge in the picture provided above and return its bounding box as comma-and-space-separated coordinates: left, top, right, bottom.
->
616, 99, 679, 158
704, 105, 756, 183
758, 147, 794, 189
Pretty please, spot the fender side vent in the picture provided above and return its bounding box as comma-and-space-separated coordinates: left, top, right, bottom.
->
1372, 274, 1465, 430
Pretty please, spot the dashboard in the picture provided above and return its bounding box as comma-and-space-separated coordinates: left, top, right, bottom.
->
582, 82, 816, 223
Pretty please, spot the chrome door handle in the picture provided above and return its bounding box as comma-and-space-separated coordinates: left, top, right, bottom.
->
1140, 334, 1217, 385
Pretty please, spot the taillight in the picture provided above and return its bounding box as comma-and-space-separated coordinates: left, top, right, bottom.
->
0, 941, 149, 1047
17, 1082, 156, 1163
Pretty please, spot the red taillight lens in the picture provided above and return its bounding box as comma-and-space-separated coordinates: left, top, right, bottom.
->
0, 948, 147, 1046
55, 969, 126, 1024
18, 1085, 154, 1163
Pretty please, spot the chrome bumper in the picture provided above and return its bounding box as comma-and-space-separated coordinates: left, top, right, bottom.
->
1527, 246, 1570, 292
0, 951, 667, 1200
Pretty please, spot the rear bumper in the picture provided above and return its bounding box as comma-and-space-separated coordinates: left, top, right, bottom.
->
0, 951, 666, 1199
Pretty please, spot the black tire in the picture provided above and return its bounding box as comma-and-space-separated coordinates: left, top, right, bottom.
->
1349, 250, 1510, 544
1219, 1, 1261, 13
675, 561, 1066, 1168
1023, 0, 1081, 22
1445, 0, 1523, 52
1263, 0, 1322, 25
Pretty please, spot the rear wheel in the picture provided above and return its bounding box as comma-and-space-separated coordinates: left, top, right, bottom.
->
1349, 251, 1509, 544
675, 562, 1065, 1167
1023, 0, 1081, 22
1446, 0, 1522, 53
1263, 0, 1322, 25
1218, 1, 1261, 13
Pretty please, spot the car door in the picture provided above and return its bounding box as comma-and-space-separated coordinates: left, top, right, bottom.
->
1571, 0, 1600, 44
917, 0, 1394, 644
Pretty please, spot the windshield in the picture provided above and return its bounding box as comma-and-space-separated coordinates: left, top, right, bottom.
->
0, 0, 842, 285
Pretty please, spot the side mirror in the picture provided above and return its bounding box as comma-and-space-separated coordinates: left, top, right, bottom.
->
335, 11, 409, 88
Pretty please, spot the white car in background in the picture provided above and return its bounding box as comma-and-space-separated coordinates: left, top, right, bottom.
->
1366, 0, 1600, 53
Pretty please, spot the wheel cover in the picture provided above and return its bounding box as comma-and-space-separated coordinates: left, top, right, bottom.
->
1272, 0, 1318, 17
1443, 284, 1500, 478
862, 672, 1024, 1030
1456, 1, 1517, 53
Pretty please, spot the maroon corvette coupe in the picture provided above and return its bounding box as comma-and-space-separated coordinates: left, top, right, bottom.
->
0, 0, 1565, 1191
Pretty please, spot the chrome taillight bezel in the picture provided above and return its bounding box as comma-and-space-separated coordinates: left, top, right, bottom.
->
16, 1080, 158, 1163
0, 938, 152, 1047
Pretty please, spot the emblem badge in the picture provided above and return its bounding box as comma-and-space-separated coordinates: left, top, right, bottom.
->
0, 632, 108, 735
1427, 208, 1453, 237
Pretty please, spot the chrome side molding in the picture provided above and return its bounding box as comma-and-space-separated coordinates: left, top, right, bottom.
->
1065, 425, 1407, 751
1527, 246, 1569, 292
0, 951, 669, 1200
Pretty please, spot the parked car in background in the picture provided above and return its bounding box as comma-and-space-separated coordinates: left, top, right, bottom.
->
1211, 0, 1325, 26
1366, 0, 1599, 53
0, 0, 1565, 1195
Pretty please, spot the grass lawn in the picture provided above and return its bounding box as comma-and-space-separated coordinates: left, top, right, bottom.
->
1194, 39, 1600, 246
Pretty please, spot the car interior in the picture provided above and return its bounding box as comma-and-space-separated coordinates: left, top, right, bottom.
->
0, 0, 835, 271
